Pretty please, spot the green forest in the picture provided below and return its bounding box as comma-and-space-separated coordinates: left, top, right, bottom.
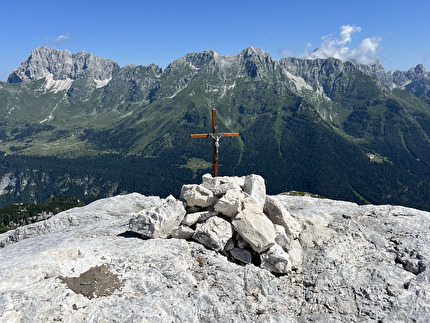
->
0, 195, 84, 233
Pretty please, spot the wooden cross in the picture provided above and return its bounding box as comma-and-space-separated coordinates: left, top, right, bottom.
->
190, 109, 239, 177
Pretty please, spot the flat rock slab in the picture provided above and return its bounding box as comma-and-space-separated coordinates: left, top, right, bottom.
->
1, 192, 430, 321
232, 208, 276, 253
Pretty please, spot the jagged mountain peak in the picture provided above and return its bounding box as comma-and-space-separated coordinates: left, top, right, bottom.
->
183, 50, 219, 69
7, 46, 120, 91
8, 46, 72, 83
241, 46, 271, 58
407, 64, 427, 77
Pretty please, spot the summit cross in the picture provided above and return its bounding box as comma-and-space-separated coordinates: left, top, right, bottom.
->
190, 109, 239, 177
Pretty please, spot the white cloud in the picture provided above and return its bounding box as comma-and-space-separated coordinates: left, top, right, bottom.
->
45, 33, 71, 46
300, 25, 382, 65
339, 25, 361, 45
53, 34, 70, 44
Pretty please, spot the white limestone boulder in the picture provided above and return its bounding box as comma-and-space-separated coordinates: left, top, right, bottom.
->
129, 195, 186, 238
214, 188, 245, 217
212, 182, 242, 196
201, 173, 245, 193
264, 195, 302, 239
242, 196, 264, 213
243, 174, 266, 207
232, 208, 276, 253
180, 184, 217, 207
260, 244, 292, 274
181, 210, 217, 226
192, 216, 233, 251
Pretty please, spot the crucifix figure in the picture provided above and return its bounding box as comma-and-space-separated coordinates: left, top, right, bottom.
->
190, 109, 239, 177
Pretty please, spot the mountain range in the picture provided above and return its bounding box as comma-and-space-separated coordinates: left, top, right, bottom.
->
1, 46, 430, 210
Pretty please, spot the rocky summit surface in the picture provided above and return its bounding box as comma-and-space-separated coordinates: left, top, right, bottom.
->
0, 175, 430, 322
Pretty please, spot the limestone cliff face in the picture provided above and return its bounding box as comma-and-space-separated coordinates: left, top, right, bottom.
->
1, 176, 429, 322
7, 46, 120, 91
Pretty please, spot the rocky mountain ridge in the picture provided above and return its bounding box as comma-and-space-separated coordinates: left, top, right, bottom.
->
356, 61, 430, 97
7, 46, 430, 98
7, 46, 120, 92
1, 46, 430, 212
0, 174, 429, 322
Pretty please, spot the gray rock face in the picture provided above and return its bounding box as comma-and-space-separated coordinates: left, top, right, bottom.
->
281, 56, 430, 99
192, 216, 233, 251
181, 210, 216, 226
7, 46, 120, 85
1, 176, 430, 321
213, 188, 244, 217
180, 184, 218, 207
232, 208, 277, 253
0, 193, 163, 248
230, 247, 253, 264
128, 195, 186, 238
264, 195, 302, 239
260, 244, 291, 274
243, 174, 266, 207
171, 225, 195, 239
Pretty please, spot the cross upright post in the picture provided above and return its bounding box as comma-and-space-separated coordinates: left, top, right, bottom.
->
190, 109, 239, 177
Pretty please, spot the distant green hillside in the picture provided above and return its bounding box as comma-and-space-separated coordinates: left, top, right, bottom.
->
0, 196, 84, 233
1, 47, 430, 211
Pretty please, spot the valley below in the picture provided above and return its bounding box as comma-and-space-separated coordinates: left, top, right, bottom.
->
1, 46, 430, 211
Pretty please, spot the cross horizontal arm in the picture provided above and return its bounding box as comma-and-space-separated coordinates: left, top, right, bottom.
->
190, 134, 210, 138
222, 133, 239, 137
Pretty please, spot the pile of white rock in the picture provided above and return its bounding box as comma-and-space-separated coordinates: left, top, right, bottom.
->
129, 174, 303, 274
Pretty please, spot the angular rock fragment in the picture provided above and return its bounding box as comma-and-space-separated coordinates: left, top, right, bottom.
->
288, 239, 303, 271
182, 210, 217, 226
224, 237, 236, 251
213, 183, 242, 196
232, 208, 276, 253
202, 173, 245, 192
235, 233, 250, 249
214, 189, 244, 217
171, 225, 195, 239
242, 196, 264, 214
180, 184, 217, 207
129, 195, 186, 238
264, 196, 302, 239
193, 217, 233, 251
243, 174, 266, 207
230, 248, 252, 264
260, 244, 292, 274
273, 224, 291, 250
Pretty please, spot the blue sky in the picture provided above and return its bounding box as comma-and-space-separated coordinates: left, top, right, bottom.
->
1, 0, 429, 81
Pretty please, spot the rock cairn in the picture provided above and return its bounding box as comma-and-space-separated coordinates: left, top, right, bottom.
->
129, 174, 303, 274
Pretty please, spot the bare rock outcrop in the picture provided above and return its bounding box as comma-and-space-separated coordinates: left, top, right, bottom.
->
129, 195, 186, 238
179, 174, 301, 274
1, 174, 430, 322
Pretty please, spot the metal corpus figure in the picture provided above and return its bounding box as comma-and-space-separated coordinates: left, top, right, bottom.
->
190, 109, 239, 177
